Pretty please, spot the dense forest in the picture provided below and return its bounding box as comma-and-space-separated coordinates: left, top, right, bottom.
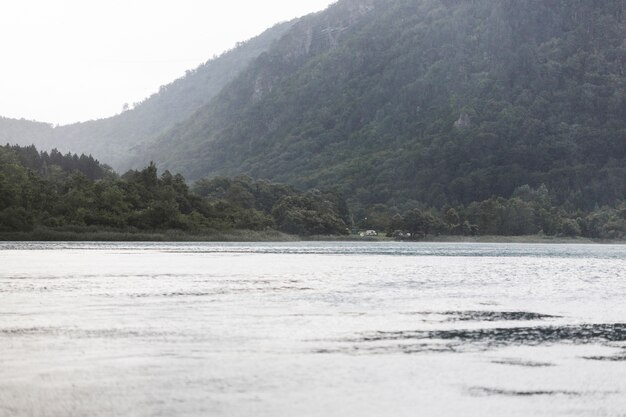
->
144, 0, 625, 215
357, 185, 626, 240
0, 145, 349, 238
1, 144, 623, 240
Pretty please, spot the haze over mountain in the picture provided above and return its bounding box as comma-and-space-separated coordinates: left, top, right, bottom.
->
0, 21, 292, 171
2, 0, 625, 213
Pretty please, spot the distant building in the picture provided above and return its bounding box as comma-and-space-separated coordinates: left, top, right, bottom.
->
359, 230, 378, 237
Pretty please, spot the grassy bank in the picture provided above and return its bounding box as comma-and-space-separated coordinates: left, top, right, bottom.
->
308, 234, 624, 244
0, 227, 300, 242
1, 227, 623, 244
420, 235, 624, 244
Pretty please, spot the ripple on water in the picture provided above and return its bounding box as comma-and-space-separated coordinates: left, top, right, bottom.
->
582, 351, 626, 361
490, 358, 556, 367
318, 322, 626, 355
1, 242, 624, 417
0, 327, 179, 339
400, 310, 560, 322
468, 387, 592, 397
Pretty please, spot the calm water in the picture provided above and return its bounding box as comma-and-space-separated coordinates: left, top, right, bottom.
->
1, 242, 625, 416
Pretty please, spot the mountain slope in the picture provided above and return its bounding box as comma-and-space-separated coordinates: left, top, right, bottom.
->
0, 117, 55, 147
147, 0, 626, 210
0, 21, 292, 170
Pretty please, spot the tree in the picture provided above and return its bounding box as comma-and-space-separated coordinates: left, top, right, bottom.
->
402, 208, 436, 237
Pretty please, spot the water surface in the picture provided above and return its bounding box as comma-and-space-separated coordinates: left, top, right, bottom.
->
1, 242, 625, 416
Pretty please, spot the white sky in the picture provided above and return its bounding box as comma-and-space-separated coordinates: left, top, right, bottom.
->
0, 0, 336, 125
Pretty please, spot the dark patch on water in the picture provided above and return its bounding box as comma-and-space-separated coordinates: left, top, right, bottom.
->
129, 286, 313, 298
445, 311, 559, 321
313, 342, 456, 355
318, 323, 626, 355
357, 323, 626, 344
404, 311, 560, 322
583, 353, 626, 361
491, 358, 555, 367
468, 387, 582, 397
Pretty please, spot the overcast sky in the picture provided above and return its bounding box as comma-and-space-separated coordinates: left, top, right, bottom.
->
0, 0, 336, 125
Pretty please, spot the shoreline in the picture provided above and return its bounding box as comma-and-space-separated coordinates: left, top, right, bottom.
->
307, 235, 624, 244
0, 229, 299, 243
0, 229, 623, 244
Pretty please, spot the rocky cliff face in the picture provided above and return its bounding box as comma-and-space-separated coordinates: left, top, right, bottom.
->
244, 0, 382, 107
276, 0, 378, 62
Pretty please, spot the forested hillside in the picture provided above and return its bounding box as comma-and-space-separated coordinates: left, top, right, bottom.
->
0, 21, 292, 171
1, 144, 623, 239
0, 145, 348, 238
146, 0, 625, 214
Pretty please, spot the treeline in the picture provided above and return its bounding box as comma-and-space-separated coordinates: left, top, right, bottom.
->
3, 144, 111, 180
0, 145, 349, 236
193, 176, 350, 235
1, 144, 623, 240
357, 185, 626, 240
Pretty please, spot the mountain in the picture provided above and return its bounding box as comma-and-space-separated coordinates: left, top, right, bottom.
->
145, 0, 625, 211
0, 117, 55, 146
0, 20, 292, 171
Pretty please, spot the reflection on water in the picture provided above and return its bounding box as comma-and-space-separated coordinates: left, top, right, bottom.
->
0, 242, 625, 417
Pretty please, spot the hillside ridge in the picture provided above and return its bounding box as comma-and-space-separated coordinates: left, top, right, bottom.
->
144, 0, 625, 212
0, 20, 293, 171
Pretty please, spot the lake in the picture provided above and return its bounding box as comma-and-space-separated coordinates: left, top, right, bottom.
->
1, 242, 625, 416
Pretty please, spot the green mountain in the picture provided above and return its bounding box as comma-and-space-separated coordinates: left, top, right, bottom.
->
0, 21, 292, 171
145, 0, 625, 211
